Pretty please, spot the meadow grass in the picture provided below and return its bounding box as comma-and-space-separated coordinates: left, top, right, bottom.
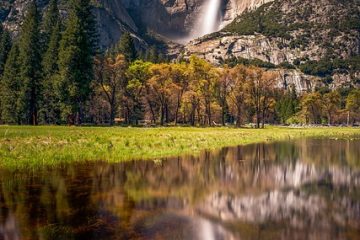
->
0, 125, 359, 169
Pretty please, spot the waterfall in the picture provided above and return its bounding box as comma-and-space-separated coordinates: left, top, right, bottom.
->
199, 0, 222, 36
176, 0, 222, 43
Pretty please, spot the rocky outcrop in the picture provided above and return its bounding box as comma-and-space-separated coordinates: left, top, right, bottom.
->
93, 0, 140, 48
221, 0, 274, 28
185, 33, 325, 65
271, 68, 321, 92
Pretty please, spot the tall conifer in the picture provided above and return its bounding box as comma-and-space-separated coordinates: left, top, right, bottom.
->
58, 0, 97, 124
17, 1, 42, 125
1, 44, 21, 124
40, 0, 61, 124
117, 32, 137, 63
0, 28, 12, 76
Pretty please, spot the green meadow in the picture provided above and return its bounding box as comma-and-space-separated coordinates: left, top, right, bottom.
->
0, 126, 360, 169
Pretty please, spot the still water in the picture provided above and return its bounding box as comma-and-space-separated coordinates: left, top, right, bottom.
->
0, 138, 359, 240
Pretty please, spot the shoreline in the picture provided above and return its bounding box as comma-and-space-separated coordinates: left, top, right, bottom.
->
0, 126, 360, 169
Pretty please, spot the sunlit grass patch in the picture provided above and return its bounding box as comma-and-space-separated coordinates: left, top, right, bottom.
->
0, 125, 359, 169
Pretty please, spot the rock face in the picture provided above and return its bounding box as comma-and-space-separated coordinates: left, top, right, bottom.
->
186, 0, 360, 64
221, 0, 274, 28
120, 0, 205, 39
0, 0, 140, 48
0, 0, 270, 47
271, 68, 320, 93
184, 0, 360, 91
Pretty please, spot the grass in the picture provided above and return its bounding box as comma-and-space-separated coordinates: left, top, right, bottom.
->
0, 125, 359, 169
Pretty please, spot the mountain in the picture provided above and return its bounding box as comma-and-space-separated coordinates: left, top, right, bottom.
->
185, 0, 360, 90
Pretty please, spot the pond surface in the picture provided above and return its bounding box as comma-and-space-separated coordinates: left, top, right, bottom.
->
0, 138, 360, 240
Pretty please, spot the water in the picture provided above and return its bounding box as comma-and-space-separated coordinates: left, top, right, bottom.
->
177, 0, 222, 43
200, 0, 222, 36
0, 138, 360, 240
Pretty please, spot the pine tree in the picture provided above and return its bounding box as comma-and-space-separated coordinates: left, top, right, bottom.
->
42, 0, 60, 50
1, 44, 21, 124
40, 0, 61, 124
117, 32, 137, 62
58, 0, 97, 124
17, 1, 42, 125
0, 28, 12, 76
146, 45, 158, 63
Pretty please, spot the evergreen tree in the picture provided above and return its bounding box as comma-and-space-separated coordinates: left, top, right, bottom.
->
0, 28, 12, 76
1, 44, 21, 124
58, 0, 97, 124
40, 0, 61, 124
17, 1, 42, 125
146, 45, 158, 63
42, 0, 60, 49
117, 32, 137, 62
277, 85, 299, 124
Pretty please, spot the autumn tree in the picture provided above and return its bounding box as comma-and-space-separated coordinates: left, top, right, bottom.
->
170, 62, 188, 125
95, 54, 128, 125
300, 92, 323, 124
322, 90, 340, 125
228, 65, 248, 127
148, 63, 179, 125
125, 60, 152, 124
188, 56, 218, 126
246, 67, 277, 128
346, 89, 360, 126
216, 66, 232, 126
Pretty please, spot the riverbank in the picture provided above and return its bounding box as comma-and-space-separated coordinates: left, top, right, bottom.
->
0, 126, 360, 169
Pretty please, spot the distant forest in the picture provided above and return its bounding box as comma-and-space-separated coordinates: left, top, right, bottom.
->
0, 0, 359, 127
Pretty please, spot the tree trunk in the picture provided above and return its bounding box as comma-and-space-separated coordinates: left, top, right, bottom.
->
261, 109, 265, 129
160, 104, 165, 126
221, 104, 225, 126
175, 95, 181, 126
256, 110, 260, 129
109, 105, 115, 126
236, 107, 242, 128
165, 102, 169, 124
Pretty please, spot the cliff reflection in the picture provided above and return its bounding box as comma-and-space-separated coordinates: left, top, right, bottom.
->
0, 138, 359, 240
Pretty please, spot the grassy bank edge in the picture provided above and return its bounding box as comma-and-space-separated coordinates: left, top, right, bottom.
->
0, 126, 360, 169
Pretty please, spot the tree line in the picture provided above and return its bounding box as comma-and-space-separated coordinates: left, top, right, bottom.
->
0, 0, 359, 127
0, 0, 96, 125
92, 54, 360, 127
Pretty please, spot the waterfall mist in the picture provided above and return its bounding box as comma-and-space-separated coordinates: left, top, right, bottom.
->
175, 0, 223, 44
200, 0, 222, 36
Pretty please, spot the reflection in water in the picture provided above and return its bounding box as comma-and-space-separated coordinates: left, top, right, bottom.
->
0, 138, 360, 240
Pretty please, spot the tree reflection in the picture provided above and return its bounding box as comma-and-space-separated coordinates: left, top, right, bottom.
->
0, 139, 359, 239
